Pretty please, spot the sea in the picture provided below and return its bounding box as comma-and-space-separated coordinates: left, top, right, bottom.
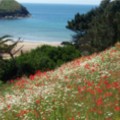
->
0, 4, 96, 42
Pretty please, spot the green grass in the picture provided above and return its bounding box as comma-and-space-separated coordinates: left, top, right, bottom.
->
0, 43, 120, 119
0, 0, 21, 13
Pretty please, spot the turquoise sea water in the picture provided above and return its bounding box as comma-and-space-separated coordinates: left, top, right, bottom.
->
0, 4, 96, 42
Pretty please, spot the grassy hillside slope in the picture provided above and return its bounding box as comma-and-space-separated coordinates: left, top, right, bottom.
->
0, 0, 30, 18
0, 43, 120, 119
0, 0, 21, 12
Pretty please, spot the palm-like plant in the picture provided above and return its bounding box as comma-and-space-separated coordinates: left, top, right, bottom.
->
0, 35, 23, 81
0, 35, 23, 62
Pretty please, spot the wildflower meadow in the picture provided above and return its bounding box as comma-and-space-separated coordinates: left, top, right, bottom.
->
0, 43, 120, 120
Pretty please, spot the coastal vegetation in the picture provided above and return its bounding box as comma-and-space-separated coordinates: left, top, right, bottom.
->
0, 35, 22, 81
0, 0, 30, 18
67, 0, 120, 55
0, 43, 120, 119
0, 0, 120, 119
15, 45, 80, 75
0, 36, 80, 82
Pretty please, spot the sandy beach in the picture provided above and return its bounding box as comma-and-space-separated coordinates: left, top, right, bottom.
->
15, 41, 61, 52
3, 41, 61, 59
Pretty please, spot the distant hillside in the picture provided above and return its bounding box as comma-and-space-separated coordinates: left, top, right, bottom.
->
0, 0, 30, 19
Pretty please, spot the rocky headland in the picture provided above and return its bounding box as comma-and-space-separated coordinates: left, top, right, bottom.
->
0, 0, 30, 19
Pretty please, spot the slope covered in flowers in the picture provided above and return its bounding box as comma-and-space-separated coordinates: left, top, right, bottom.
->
0, 43, 120, 120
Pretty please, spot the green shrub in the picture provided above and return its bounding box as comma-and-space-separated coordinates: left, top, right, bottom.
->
0, 60, 17, 82
0, 45, 81, 82
16, 45, 80, 76
36, 56, 56, 71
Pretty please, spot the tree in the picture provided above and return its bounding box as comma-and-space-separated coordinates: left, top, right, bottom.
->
67, 0, 120, 55
100, 0, 111, 9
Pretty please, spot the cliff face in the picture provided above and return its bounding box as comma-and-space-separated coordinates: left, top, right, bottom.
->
0, 0, 30, 19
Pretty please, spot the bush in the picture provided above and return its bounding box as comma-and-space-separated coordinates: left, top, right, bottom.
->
0, 45, 80, 81
0, 60, 17, 82
36, 56, 56, 71
10, 45, 80, 80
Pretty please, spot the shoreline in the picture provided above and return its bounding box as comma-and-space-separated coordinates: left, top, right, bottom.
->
3, 40, 61, 59
15, 41, 61, 52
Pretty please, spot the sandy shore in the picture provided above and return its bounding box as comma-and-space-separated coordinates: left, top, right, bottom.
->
15, 41, 61, 52
3, 41, 61, 59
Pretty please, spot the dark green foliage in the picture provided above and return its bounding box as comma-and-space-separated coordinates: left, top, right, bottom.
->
100, 0, 110, 9
0, 45, 80, 82
15, 45, 80, 75
0, 60, 17, 81
67, 0, 120, 55
0, 35, 22, 68
61, 41, 73, 46
0, 35, 24, 81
